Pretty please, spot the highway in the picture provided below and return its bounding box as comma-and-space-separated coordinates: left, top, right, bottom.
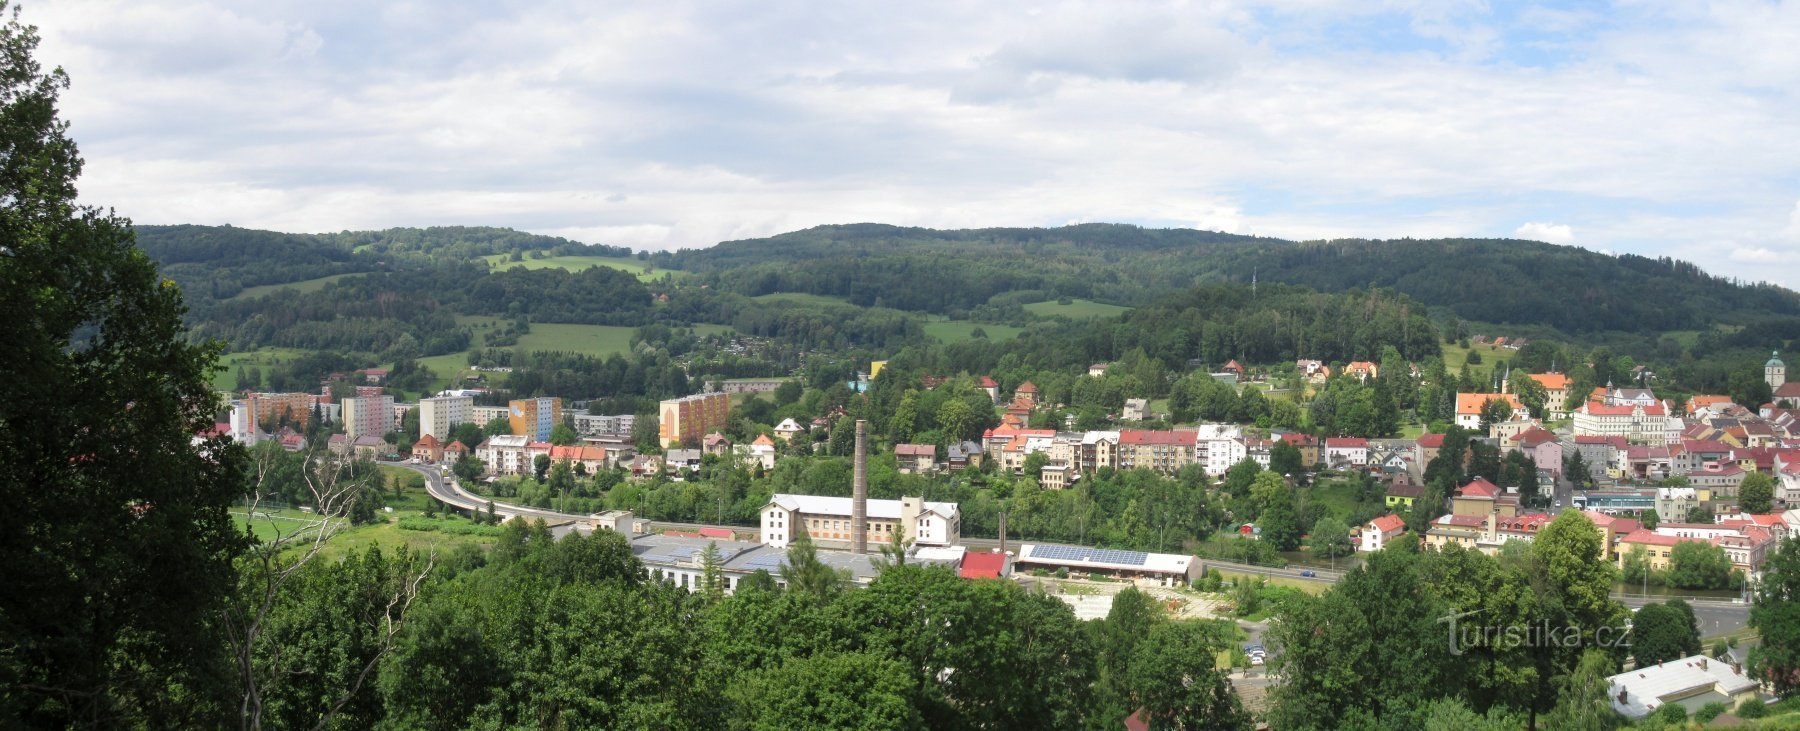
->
378, 463, 1753, 635
381, 461, 584, 525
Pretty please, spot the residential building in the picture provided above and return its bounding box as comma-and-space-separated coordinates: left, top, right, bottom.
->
572, 412, 635, 438
1606, 656, 1758, 720
1424, 511, 1553, 554
1508, 427, 1563, 476
1450, 477, 1519, 518
507, 397, 563, 442
246, 391, 319, 429
1088, 363, 1109, 377
418, 395, 473, 442
1122, 398, 1150, 421
1360, 514, 1407, 552
1118, 429, 1196, 473
1572, 435, 1626, 480
1345, 361, 1379, 381
1655, 487, 1706, 523
471, 405, 509, 426
479, 434, 531, 476
1454, 393, 1527, 431
1040, 462, 1074, 490
714, 377, 791, 394
760, 494, 961, 549
1386, 480, 1424, 511
774, 417, 805, 442
703, 432, 732, 457
341, 394, 394, 440
1527, 372, 1572, 417
733, 434, 778, 470
1194, 424, 1245, 475
411, 434, 443, 463
947, 441, 984, 471
895, 443, 938, 474
1573, 400, 1672, 445
1323, 437, 1370, 469
1278, 432, 1320, 467
659, 392, 731, 448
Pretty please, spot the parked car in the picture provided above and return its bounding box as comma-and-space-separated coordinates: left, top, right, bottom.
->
1299, 570, 1316, 578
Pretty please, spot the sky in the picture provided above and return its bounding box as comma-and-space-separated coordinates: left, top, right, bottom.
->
27, 0, 1800, 286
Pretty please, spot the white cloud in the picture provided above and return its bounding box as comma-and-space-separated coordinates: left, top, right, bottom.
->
1513, 222, 1575, 244
14, 1, 1800, 291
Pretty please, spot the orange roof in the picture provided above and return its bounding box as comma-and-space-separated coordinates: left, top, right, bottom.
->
1527, 372, 1570, 390
752, 434, 775, 447
1455, 392, 1523, 415
1369, 514, 1406, 533
1458, 477, 1501, 499
959, 551, 1008, 580
1016, 381, 1038, 393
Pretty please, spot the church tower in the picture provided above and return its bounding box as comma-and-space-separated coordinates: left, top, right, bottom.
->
1768, 352, 1786, 391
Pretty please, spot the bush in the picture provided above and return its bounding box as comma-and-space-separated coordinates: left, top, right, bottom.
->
1695, 701, 1730, 723
1737, 698, 1768, 719
1653, 703, 1686, 724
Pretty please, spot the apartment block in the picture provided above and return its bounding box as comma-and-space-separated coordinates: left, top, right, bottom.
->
659, 392, 731, 448
341, 394, 394, 440
419, 395, 473, 441
508, 397, 563, 442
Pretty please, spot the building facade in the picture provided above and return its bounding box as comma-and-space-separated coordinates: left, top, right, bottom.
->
508, 397, 563, 442
759, 494, 960, 550
341, 394, 394, 440
659, 392, 731, 448
419, 395, 473, 442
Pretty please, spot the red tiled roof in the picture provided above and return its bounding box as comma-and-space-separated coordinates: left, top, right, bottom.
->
1326, 437, 1369, 448
1514, 427, 1557, 447
1369, 514, 1406, 533
698, 527, 734, 539
1620, 530, 1686, 547
979, 376, 998, 388
895, 444, 936, 457
1458, 477, 1501, 499
960, 551, 1008, 580
1016, 381, 1038, 393
1528, 372, 1571, 390
1278, 432, 1316, 445
1120, 429, 1194, 445
1456, 392, 1524, 415
1417, 433, 1446, 448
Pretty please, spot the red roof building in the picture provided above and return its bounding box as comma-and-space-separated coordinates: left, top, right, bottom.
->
959, 551, 1010, 580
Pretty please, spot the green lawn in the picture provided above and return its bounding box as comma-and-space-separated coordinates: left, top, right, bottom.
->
237, 475, 501, 560
1304, 477, 1378, 522
1023, 299, 1131, 320
228, 273, 359, 301
923, 319, 1025, 344
479, 254, 668, 282
212, 347, 317, 391
751, 292, 855, 307
511, 323, 733, 357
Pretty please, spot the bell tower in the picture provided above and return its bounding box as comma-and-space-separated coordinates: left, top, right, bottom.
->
1768, 351, 1786, 391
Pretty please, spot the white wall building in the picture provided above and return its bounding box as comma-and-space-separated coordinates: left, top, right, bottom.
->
341, 395, 394, 440
760, 494, 960, 550
480, 434, 531, 476
419, 395, 473, 442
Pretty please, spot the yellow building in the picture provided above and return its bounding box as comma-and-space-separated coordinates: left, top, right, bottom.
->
869, 360, 887, 380
659, 392, 731, 448
508, 397, 563, 442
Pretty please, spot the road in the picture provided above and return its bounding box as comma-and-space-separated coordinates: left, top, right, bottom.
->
378, 465, 1753, 635
381, 461, 583, 525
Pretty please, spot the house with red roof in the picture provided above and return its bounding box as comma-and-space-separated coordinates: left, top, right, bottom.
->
1345, 361, 1379, 382
1450, 477, 1519, 518
1359, 514, 1407, 552
1573, 399, 1672, 445
895, 443, 939, 474
1454, 392, 1527, 431
1415, 432, 1446, 466
410, 434, 443, 463
1118, 429, 1197, 472
1506, 426, 1563, 475
978, 376, 1000, 403
959, 550, 1011, 580
1277, 432, 1320, 466
1014, 381, 1039, 407
1527, 372, 1573, 416
1221, 359, 1245, 377
1324, 437, 1370, 468
1425, 510, 1553, 555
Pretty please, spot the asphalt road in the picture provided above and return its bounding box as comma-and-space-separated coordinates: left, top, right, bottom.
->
381, 461, 583, 524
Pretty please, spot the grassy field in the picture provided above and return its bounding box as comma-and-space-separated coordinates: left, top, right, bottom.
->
1440, 341, 1510, 379
750, 291, 855, 307
236, 472, 501, 559
512, 323, 731, 357
212, 347, 317, 391
923, 319, 1025, 344
479, 254, 668, 282
1023, 299, 1131, 320
228, 273, 359, 301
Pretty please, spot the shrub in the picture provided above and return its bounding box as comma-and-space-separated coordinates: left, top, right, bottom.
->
1737, 698, 1768, 719
1653, 703, 1686, 724
1695, 701, 1729, 723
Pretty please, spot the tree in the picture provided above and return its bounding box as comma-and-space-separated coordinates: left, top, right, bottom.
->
1729, 368, 1773, 410
1512, 373, 1549, 419
1308, 516, 1354, 559
1739, 472, 1776, 514
1686, 505, 1714, 524
1631, 603, 1700, 666
726, 652, 923, 731
773, 379, 803, 406
699, 542, 725, 602
533, 453, 552, 483
1621, 544, 1653, 586
1750, 538, 1800, 698
936, 398, 975, 442
1223, 458, 1262, 498
1540, 649, 1622, 731
483, 415, 512, 437
1128, 621, 1253, 730
1667, 540, 1736, 590
1260, 491, 1301, 551
0, 12, 249, 725
1270, 439, 1305, 478
1478, 397, 1513, 433
549, 423, 578, 446
780, 531, 841, 602
449, 422, 486, 451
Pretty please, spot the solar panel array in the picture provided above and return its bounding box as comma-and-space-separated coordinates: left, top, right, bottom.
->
742, 553, 786, 571
1029, 544, 1150, 566
642, 545, 702, 564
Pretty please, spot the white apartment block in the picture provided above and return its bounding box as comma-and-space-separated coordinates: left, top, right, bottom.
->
419, 395, 473, 441
479, 435, 531, 476
573, 412, 636, 437
1194, 423, 1245, 475
341, 395, 394, 440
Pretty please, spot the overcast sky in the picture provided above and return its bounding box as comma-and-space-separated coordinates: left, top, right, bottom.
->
28, 1, 1800, 286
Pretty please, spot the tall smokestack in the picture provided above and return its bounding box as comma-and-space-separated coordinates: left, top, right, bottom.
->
998, 510, 1007, 556
852, 419, 869, 554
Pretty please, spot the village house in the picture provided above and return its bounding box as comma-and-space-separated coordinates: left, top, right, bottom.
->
1454, 392, 1527, 431
1526, 372, 1572, 417
1360, 514, 1407, 552
894, 443, 938, 474
1323, 437, 1370, 469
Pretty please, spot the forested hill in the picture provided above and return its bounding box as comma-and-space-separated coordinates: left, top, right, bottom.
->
656, 223, 1800, 334
136, 224, 630, 303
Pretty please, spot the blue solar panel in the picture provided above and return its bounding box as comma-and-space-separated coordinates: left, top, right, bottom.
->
1029, 544, 1150, 566
743, 553, 786, 570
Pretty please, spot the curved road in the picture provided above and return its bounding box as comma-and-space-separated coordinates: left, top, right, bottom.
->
382, 461, 583, 524
383, 463, 1752, 634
